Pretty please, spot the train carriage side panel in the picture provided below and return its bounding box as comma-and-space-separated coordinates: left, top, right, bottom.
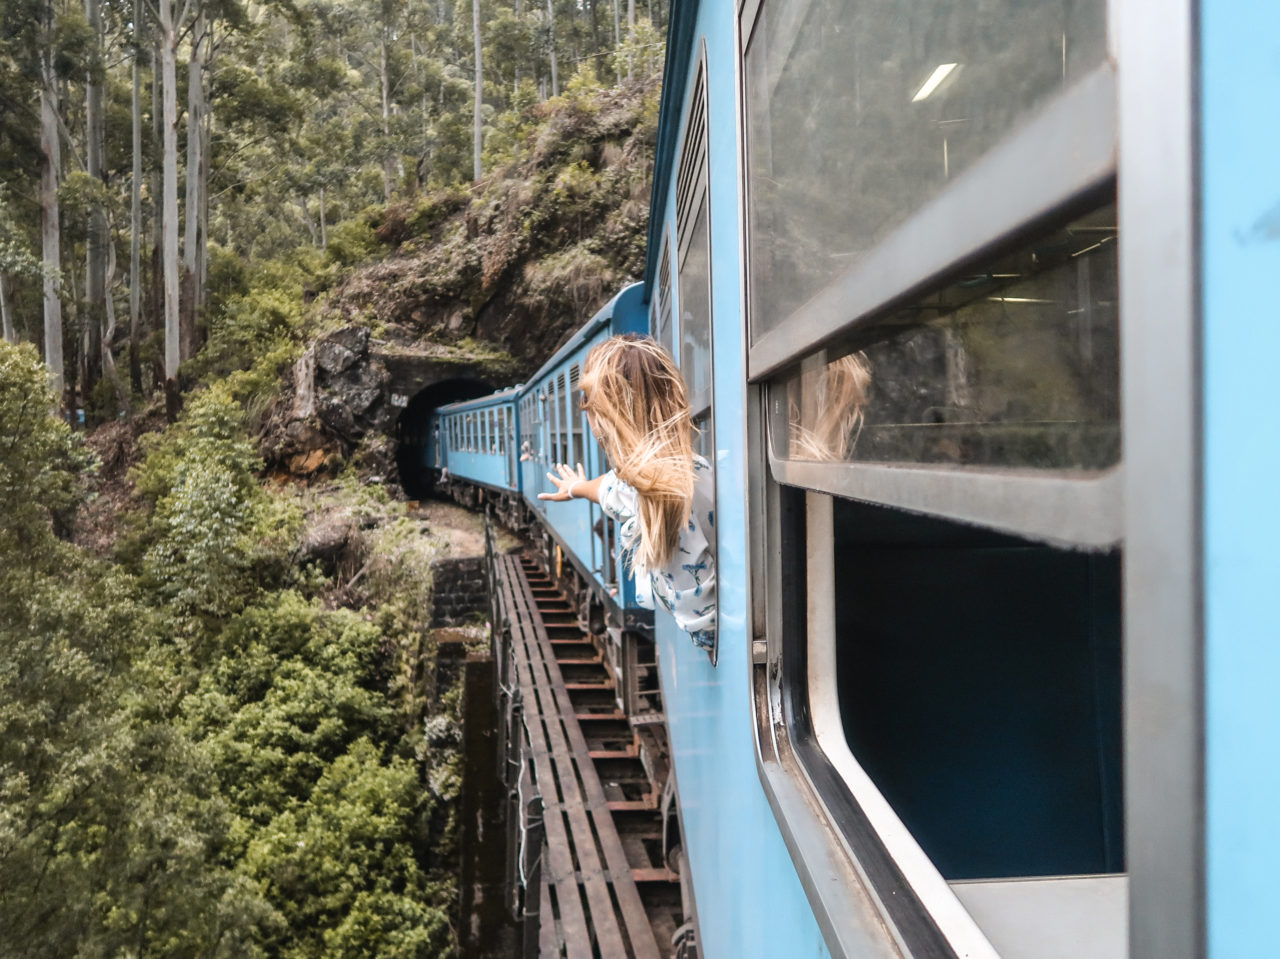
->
519, 286, 649, 616
641, 2, 835, 956
1201, 2, 1280, 956
433, 389, 521, 492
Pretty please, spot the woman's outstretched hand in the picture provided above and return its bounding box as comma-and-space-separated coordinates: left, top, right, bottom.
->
538, 463, 588, 501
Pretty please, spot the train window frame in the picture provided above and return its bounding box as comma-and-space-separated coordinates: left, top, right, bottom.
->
675, 41, 718, 663
654, 228, 676, 358
729, 1, 1199, 958
570, 365, 584, 468
738, 0, 1117, 383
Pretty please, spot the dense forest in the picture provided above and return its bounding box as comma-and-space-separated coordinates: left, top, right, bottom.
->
0, 0, 663, 952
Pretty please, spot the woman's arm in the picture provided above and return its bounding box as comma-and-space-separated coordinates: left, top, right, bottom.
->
538, 463, 604, 503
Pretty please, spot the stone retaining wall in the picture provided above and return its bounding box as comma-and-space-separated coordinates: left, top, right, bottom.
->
431, 557, 489, 627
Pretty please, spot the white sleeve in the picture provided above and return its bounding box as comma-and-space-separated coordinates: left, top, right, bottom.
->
597, 470, 638, 525
597, 470, 644, 576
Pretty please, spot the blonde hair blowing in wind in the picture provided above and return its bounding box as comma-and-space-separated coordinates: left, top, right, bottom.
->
580, 334, 695, 573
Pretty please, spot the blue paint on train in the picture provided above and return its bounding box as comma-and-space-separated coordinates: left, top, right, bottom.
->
424, 0, 1280, 955
1201, 2, 1280, 956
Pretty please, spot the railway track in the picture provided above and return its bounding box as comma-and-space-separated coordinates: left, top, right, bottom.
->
492, 547, 684, 958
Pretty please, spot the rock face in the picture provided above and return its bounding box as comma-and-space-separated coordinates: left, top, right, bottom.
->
261, 326, 520, 483
263, 327, 393, 478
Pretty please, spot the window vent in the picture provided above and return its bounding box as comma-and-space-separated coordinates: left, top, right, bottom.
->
658, 236, 673, 353
676, 52, 709, 241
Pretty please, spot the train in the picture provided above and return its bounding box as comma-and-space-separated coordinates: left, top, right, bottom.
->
411, 0, 1280, 957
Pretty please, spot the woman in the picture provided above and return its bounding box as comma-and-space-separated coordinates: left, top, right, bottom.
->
538, 335, 716, 649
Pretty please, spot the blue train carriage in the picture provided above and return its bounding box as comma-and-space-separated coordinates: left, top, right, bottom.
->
432, 387, 522, 504
517, 284, 651, 627
643, 0, 1278, 958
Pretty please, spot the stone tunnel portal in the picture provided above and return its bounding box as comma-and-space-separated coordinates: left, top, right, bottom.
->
396, 378, 495, 499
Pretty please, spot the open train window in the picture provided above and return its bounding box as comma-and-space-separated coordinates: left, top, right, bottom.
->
654, 230, 675, 357
741, 0, 1125, 941
673, 45, 718, 660
569, 365, 584, 467
755, 214, 1127, 959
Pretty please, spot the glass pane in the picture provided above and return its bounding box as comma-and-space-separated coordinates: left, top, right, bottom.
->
745, 0, 1107, 339
571, 386, 584, 467
776, 206, 1119, 470
679, 198, 712, 409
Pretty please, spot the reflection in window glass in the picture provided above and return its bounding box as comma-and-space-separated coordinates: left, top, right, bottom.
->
778, 207, 1119, 471
745, 0, 1107, 338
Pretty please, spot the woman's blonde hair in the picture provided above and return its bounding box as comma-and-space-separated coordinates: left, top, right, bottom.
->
580, 334, 695, 572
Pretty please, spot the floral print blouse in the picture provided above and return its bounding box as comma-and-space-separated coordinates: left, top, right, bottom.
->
598, 456, 717, 649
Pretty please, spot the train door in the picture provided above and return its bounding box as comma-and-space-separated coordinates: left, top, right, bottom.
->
504, 405, 517, 488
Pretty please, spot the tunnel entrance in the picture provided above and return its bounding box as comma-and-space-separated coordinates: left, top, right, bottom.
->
396, 377, 496, 499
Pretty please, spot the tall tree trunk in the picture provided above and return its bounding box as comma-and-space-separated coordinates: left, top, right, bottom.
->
129, 0, 144, 395
626, 0, 634, 80
472, 0, 482, 182
181, 8, 206, 363
101, 231, 129, 412
611, 0, 619, 82
546, 0, 558, 96
158, 0, 180, 418
39, 29, 64, 404
379, 5, 394, 201
0, 273, 14, 343
84, 0, 107, 409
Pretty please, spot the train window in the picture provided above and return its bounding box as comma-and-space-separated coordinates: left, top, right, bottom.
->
742, 0, 1108, 341
774, 205, 1119, 472
556, 373, 570, 465
655, 231, 675, 357
569, 366, 584, 468
795, 490, 1127, 957
828, 496, 1122, 881
547, 379, 559, 466
524, 395, 538, 462
537, 390, 548, 464
674, 46, 718, 659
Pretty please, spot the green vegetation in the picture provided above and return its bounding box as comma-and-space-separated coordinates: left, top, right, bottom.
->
0, 339, 461, 956
1, 0, 662, 950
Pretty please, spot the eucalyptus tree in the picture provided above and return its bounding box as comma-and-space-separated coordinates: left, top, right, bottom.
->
129, 0, 145, 392
472, 0, 482, 181
38, 1, 66, 403
155, 0, 181, 413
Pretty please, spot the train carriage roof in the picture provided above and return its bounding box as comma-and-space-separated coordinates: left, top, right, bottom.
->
434, 385, 523, 416
521, 283, 645, 389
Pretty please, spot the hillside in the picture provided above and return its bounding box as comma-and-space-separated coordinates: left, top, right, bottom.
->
328, 76, 659, 373
1, 26, 663, 959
